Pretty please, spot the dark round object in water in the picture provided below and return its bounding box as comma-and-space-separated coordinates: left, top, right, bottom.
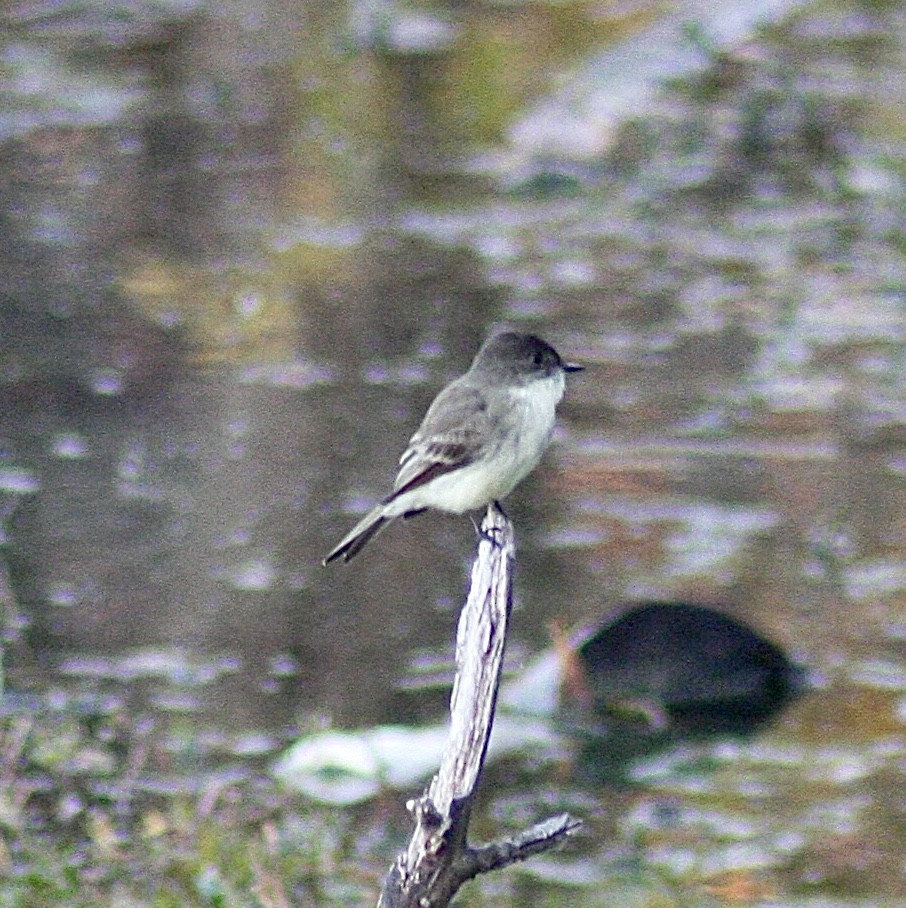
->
577, 601, 806, 734
564, 602, 808, 781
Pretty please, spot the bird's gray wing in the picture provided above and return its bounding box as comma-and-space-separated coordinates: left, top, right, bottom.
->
389, 380, 491, 499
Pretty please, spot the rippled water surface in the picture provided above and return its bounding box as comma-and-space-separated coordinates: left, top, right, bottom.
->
1, 0, 906, 903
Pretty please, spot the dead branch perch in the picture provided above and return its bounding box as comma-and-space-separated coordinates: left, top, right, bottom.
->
377, 503, 582, 908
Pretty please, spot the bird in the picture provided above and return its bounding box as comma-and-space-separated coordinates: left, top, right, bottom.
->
571, 602, 808, 735
323, 331, 582, 564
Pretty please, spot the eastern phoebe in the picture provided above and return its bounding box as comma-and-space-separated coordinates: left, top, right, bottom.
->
323, 331, 582, 564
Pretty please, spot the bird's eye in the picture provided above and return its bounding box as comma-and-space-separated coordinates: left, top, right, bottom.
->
533, 352, 544, 365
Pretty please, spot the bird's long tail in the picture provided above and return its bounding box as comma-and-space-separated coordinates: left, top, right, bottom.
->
322, 507, 389, 565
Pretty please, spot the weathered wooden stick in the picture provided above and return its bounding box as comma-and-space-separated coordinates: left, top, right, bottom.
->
377, 504, 581, 908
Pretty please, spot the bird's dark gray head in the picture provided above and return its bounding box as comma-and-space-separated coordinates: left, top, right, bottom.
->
470, 332, 582, 382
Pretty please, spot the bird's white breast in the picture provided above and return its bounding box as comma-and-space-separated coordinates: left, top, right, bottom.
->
387, 371, 565, 516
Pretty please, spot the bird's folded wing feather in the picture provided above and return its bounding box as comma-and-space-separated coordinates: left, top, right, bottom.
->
389, 382, 490, 498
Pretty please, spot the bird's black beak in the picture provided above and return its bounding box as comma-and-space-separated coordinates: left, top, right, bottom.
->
563, 362, 583, 373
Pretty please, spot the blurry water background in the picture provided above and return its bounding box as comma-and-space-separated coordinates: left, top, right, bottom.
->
1, 0, 906, 904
